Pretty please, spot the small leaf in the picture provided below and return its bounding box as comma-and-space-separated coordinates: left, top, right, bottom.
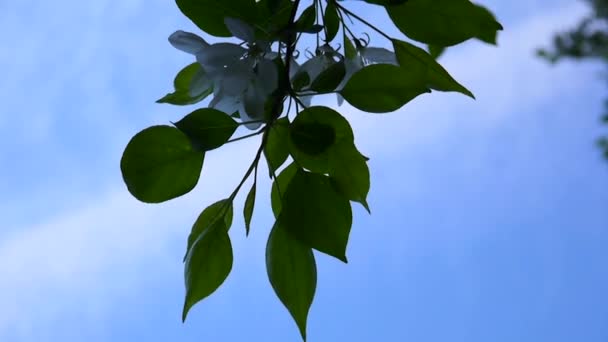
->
264, 117, 290, 175
266, 222, 317, 340
329, 142, 371, 212
300, 24, 324, 34
344, 34, 357, 60
295, 5, 317, 32
428, 45, 445, 59
183, 222, 233, 321
392, 39, 474, 98
364, 0, 408, 5
292, 72, 311, 92
120, 126, 204, 203
186, 200, 233, 258
271, 163, 299, 218
157, 63, 212, 106
174, 108, 239, 151
387, 0, 503, 46
288, 106, 355, 173
340, 64, 430, 113
176, 0, 257, 37
244, 182, 256, 236
279, 169, 352, 262
324, 2, 340, 42
310, 60, 346, 93
290, 122, 336, 156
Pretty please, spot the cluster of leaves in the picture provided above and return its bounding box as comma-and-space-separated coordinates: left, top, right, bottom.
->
120, 0, 502, 339
538, 0, 608, 159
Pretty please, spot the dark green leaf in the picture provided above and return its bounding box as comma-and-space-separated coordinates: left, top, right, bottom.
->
265, 117, 290, 175
300, 24, 324, 34
340, 64, 430, 113
244, 182, 256, 236
428, 45, 445, 59
329, 142, 371, 212
176, 0, 257, 37
271, 163, 298, 217
324, 2, 340, 42
392, 39, 474, 98
290, 122, 336, 156
266, 222, 316, 340
288, 106, 355, 173
120, 126, 204, 203
344, 34, 357, 60
279, 169, 352, 262
387, 0, 503, 46
292, 71, 311, 91
295, 5, 317, 32
183, 221, 233, 321
310, 60, 346, 93
157, 63, 212, 105
186, 200, 233, 257
174, 108, 238, 151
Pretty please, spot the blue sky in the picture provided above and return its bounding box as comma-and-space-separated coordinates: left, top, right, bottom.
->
1, 0, 607, 341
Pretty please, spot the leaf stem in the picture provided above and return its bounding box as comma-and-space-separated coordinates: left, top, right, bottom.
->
225, 129, 264, 144
334, 2, 392, 41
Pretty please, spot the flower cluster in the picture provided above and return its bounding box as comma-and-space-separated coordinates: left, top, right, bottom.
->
169, 17, 398, 129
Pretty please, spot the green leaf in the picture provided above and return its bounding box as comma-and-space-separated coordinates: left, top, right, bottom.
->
428, 45, 445, 59
288, 106, 355, 173
386, 0, 503, 46
310, 60, 346, 93
344, 34, 357, 60
120, 126, 204, 203
292, 71, 311, 92
290, 122, 336, 156
186, 199, 233, 258
271, 163, 298, 218
266, 222, 316, 340
329, 142, 371, 212
157, 63, 212, 106
295, 5, 317, 32
324, 2, 340, 42
176, 0, 257, 37
244, 182, 256, 236
392, 39, 474, 98
183, 221, 233, 321
279, 169, 352, 262
340, 64, 430, 113
174, 108, 239, 151
265, 117, 290, 175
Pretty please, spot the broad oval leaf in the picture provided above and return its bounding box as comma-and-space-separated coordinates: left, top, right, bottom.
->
264, 117, 290, 175
266, 222, 317, 341
386, 0, 503, 46
279, 169, 352, 262
295, 5, 317, 32
340, 64, 430, 113
120, 125, 204, 203
290, 122, 336, 156
392, 39, 474, 98
310, 60, 346, 93
183, 222, 233, 321
329, 142, 371, 212
271, 163, 298, 218
176, 0, 257, 37
288, 106, 354, 173
186, 199, 233, 257
174, 108, 238, 151
157, 63, 212, 105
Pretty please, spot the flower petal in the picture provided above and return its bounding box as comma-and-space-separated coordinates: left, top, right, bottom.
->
196, 43, 246, 73
243, 83, 266, 121
209, 89, 241, 115
361, 47, 397, 65
224, 17, 256, 43
168, 30, 209, 55
255, 59, 278, 94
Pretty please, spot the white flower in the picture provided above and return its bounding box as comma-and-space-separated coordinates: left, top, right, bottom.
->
168, 18, 278, 130
336, 45, 397, 106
